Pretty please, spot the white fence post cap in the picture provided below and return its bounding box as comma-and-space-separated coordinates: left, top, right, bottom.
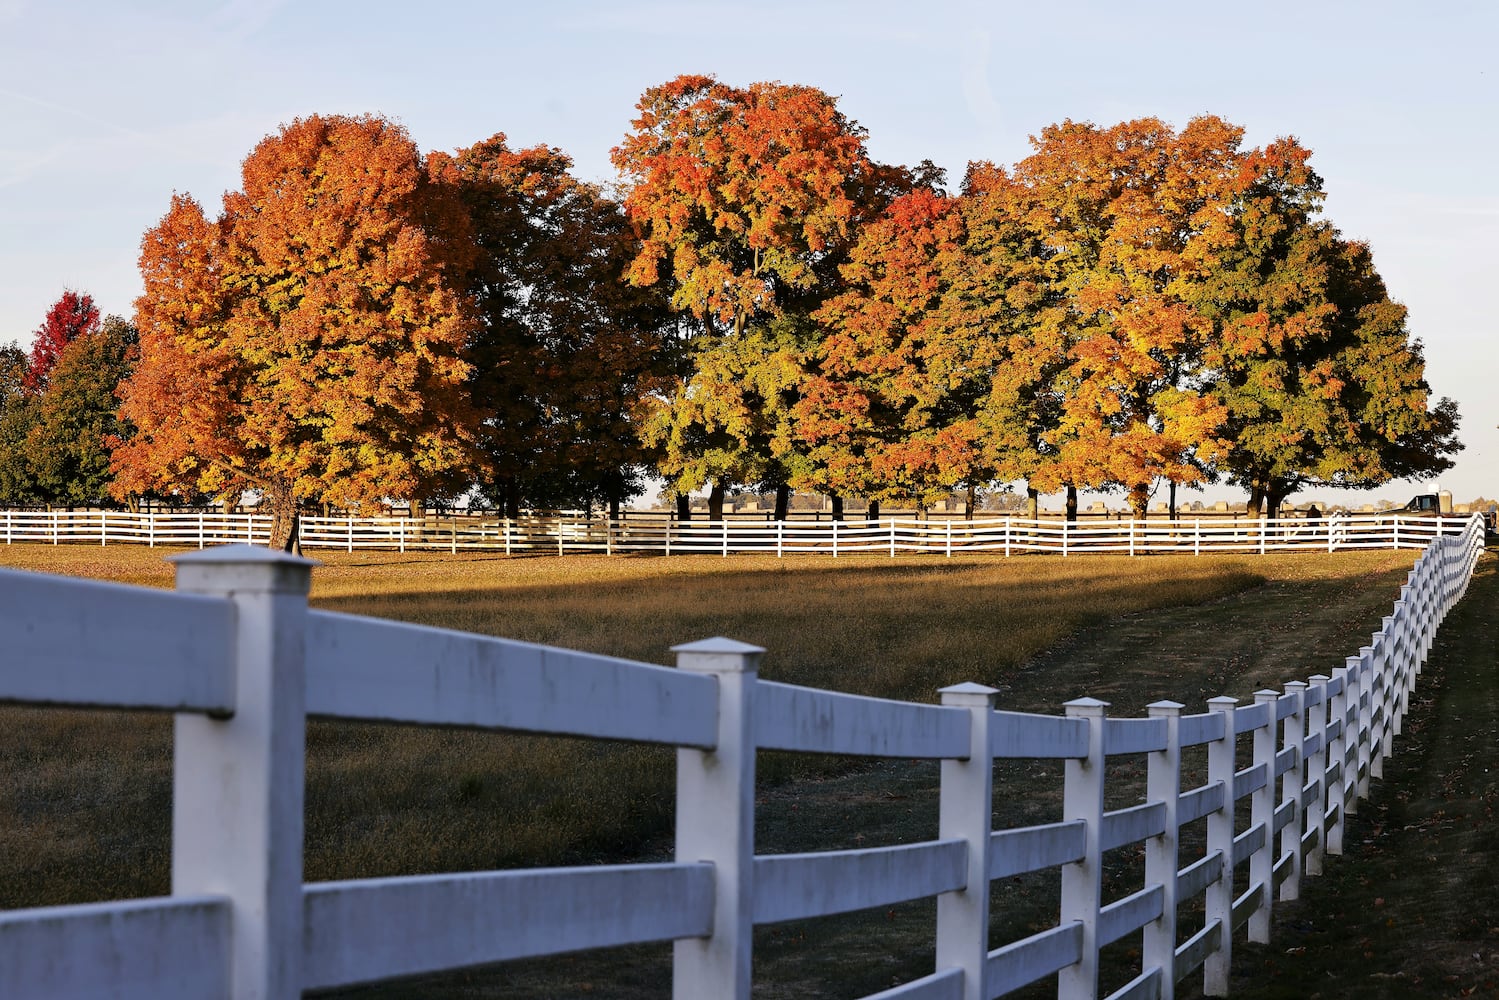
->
1064, 696, 1109, 716
1254, 689, 1279, 703
1147, 699, 1184, 715
939, 681, 998, 706
169, 544, 316, 595
671, 637, 765, 673
1207, 695, 1238, 709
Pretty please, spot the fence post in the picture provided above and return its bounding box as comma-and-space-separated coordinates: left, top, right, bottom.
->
777, 519, 783, 558
170, 545, 314, 1000
946, 519, 953, 558
1326, 665, 1350, 856
198, 511, 205, 549
665, 516, 672, 557
936, 682, 997, 1000
1128, 518, 1136, 557
1279, 681, 1307, 902
889, 518, 896, 558
5, 508, 10, 545
1354, 647, 1374, 803
1195, 518, 1201, 556
52, 508, 58, 546
1144, 700, 1183, 998
1061, 518, 1069, 557
672, 637, 762, 1000
1393, 516, 1400, 549
398, 518, 405, 554
1248, 690, 1279, 945
1305, 675, 1330, 877
832, 520, 839, 558
1004, 516, 1011, 558
606, 518, 614, 557
100, 509, 106, 546
722, 519, 729, 558
1204, 695, 1238, 997
1059, 697, 1107, 1000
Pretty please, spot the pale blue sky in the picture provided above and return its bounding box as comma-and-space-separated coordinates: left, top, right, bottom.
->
2, 0, 1494, 506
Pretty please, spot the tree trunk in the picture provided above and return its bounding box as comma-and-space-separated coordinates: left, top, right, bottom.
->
830, 494, 844, 522
1128, 484, 1149, 519
609, 494, 621, 522
1247, 482, 1266, 518
408, 497, 422, 518
773, 483, 790, 521
676, 492, 691, 523
221, 495, 236, 516
708, 482, 726, 522
865, 498, 880, 522
964, 484, 976, 520
267, 484, 301, 554
1168, 481, 1178, 521
1026, 485, 1039, 519
1266, 481, 1290, 520
1065, 485, 1078, 523
503, 478, 521, 521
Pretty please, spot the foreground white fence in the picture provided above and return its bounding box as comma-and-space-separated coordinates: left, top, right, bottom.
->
0, 507, 1474, 556
0, 516, 1486, 999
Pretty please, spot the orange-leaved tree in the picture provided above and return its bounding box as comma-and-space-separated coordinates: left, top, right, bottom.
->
114, 115, 479, 548
1014, 117, 1239, 517
612, 74, 909, 519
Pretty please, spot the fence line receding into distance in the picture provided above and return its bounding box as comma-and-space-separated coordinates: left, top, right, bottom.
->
0, 515, 1487, 999
0, 507, 1473, 556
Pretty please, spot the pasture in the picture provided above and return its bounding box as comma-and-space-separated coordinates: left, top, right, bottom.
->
0, 544, 1457, 998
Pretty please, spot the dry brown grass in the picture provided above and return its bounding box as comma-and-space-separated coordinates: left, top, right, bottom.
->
0, 543, 1423, 998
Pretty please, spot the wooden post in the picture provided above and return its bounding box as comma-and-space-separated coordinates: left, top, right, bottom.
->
1062, 518, 1069, 557
1128, 518, 1135, 557
170, 546, 314, 1000
198, 511, 204, 549
776, 519, 783, 558
665, 516, 672, 557
946, 519, 953, 558
1144, 700, 1183, 998
1204, 695, 1238, 997
1058, 697, 1107, 1000
722, 519, 728, 558
671, 637, 763, 1000
832, 520, 838, 558
936, 682, 998, 1000
1279, 681, 1307, 902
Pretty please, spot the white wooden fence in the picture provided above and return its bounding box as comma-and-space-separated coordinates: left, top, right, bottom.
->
0, 507, 1473, 556
0, 515, 1486, 1000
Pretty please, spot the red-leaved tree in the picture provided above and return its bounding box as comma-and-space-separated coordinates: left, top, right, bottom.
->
26, 291, 101, 394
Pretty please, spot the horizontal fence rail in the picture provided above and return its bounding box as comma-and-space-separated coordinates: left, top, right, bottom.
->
0, 507, 1475, 557
0, 515, 1486, 999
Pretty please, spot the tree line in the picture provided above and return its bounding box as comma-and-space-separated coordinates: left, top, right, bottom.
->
0, 75, 1461, 548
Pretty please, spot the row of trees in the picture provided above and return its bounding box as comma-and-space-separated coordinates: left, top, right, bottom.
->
0, 293, 136, 508
3, 76, 1461, 548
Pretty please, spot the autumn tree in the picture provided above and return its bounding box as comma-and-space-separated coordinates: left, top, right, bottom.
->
1010, 118, 1240, 517
429, 136, 671, 519
25, 291, 101, 394
1205, 140, 1461, 514
802, 188, 982, 510
613, 74, 910, 519
114, 115, 479, 548
0, 344, 35, 504
25, 316, 137, 507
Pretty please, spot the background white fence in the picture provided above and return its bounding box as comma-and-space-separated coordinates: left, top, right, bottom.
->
0, 515, 1486, 999
0, 507, 1475, 556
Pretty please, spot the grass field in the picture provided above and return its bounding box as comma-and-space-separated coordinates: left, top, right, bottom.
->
0, 543, 1454, 997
